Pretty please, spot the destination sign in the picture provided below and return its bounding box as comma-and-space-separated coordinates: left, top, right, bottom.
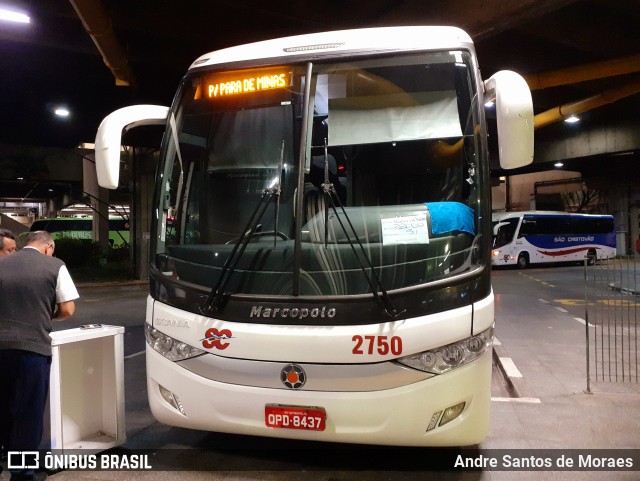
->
205, 69, 291, 98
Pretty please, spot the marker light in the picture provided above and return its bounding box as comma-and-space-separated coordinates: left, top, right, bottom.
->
564, 115, 580, 123
426, 410, 442, 431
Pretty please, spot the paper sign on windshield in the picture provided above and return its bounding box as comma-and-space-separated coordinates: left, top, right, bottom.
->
380, 212, 429, 245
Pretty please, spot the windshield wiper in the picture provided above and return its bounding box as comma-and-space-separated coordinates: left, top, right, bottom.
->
200, 144, 285, 315
318, 140, 405, 320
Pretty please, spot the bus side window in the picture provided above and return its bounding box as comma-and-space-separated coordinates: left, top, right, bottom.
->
518, 219, 535, 237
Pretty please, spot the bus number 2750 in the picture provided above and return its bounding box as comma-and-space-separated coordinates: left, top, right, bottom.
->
352, 335, 403, 355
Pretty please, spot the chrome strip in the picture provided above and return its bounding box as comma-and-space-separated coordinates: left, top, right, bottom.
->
178, 354, 432, 392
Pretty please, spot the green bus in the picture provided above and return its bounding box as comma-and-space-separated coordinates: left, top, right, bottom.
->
27, 217, 130, 246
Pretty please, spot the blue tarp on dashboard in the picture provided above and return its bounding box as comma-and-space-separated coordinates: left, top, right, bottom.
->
425, 202, 475, 236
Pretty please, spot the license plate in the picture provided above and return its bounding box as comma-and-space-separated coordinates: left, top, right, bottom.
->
265, 404, 326, 431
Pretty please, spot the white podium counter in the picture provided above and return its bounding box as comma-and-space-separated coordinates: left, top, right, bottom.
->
49, 325, 126, 452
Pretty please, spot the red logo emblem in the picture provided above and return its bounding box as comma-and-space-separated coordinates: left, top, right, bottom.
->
281, 364, 306, 389
201, 328, 233, 350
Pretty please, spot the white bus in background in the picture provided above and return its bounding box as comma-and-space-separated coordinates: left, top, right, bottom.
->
492, 211, 616, 268
94, 26, 533, 446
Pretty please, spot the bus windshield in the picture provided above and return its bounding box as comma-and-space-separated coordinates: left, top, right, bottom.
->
154, 51, 483, 301
492, 218, 519, 249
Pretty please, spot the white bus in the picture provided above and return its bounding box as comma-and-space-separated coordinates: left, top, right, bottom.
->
492, 211, 616, 268
94, 26, 533, 446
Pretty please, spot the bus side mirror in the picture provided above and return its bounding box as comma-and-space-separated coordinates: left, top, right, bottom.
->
484, 71, 534, 170
95, 105, 169, 189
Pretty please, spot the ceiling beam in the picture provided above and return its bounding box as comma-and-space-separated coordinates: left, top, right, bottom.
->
68, 0, 133, 86
534, 78, 640, 128
525, 54, 640, 90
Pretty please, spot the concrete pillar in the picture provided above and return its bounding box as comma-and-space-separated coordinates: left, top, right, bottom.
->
611, 185, 629, 256
82, 150, 110, 255
131, 148, 158, 280
631, 204, 639, 255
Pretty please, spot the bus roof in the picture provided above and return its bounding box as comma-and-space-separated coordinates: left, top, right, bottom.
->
189, 26, 474, 70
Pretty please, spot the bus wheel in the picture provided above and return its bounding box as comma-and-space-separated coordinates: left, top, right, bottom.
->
586, 249, 597, 266
517, 252, 529, 269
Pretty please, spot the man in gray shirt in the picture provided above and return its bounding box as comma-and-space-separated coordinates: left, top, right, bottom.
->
0, 231, 79, 481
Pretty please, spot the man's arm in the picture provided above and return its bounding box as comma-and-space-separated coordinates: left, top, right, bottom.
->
55, 264, 79, 321
54, 300, 76, 320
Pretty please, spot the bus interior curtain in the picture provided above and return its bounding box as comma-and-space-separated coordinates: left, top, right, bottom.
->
207, 106, 293, 171
327, 91, 462, 146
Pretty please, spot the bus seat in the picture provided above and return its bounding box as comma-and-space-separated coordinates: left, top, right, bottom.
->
309, 154, 346, 198
301, 155, 333, 242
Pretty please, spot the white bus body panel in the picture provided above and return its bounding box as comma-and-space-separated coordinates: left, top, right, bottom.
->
147, 348, 491, 447
492, 241, 616, 266
145, 294, 494, 446
190, 26, 474, 69
150, 297, 492, 363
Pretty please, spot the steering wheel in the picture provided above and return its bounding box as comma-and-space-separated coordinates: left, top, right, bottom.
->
225, 231, 289, 244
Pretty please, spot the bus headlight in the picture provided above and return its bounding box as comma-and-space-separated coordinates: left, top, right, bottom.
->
145, 323, 205, 361
396, 326, 493, 374
491, 249, 500, 256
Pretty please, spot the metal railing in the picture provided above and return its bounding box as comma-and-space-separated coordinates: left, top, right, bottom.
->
584, 256, 639, 392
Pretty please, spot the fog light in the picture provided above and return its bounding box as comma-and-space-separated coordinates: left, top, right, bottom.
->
159, 384, 186, 416
439, 402, 465, 426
